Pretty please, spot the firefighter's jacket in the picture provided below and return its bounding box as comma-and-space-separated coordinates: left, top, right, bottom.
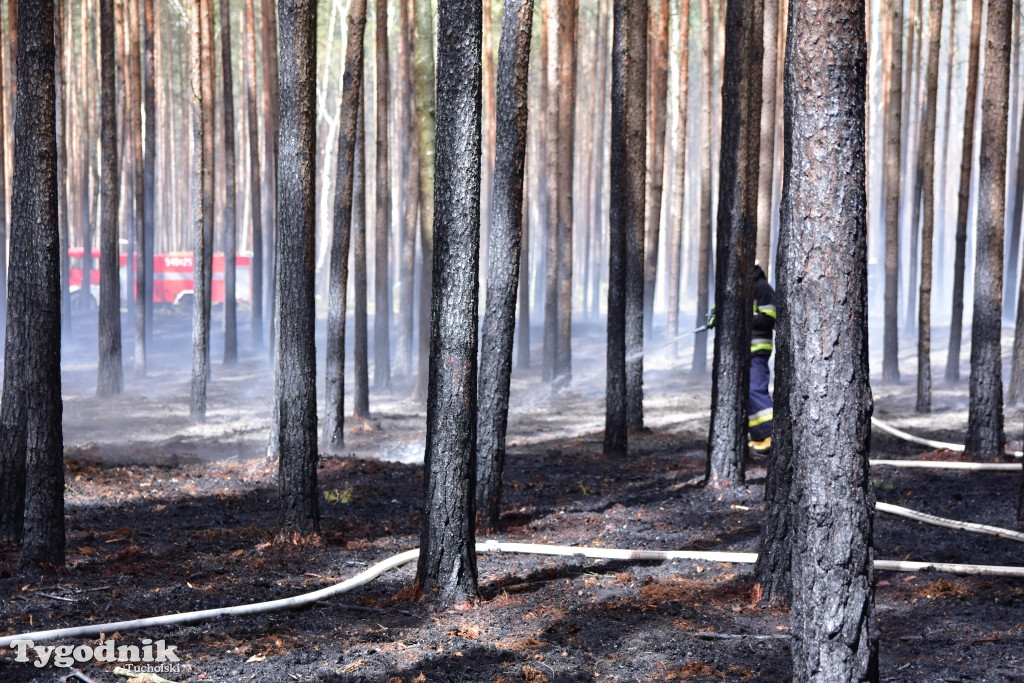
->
751, 267, 776, 357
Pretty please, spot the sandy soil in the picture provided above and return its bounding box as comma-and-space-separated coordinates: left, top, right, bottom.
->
1, 310, 1023, 682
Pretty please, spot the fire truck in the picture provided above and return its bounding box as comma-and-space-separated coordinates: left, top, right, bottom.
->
68, 248, 254, 312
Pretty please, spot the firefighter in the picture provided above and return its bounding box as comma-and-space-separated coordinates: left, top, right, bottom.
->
704, 261, 776, 455
748, 262, 775, 455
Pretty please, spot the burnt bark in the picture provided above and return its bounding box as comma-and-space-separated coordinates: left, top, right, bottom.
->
705, 0, 762, 489
882, 0, 903, 384
243, 0, 264, 350
323, 0, 366, 454
946, 0, 982, 383
916, 0, 942, 414
97, 0, 123, 398
373, 0, 391, 390
0, 0, 64, 568
416, 0, 481, 609
221, 0, 238, 365
604, 0, 645, 457
784, 1, 877, 678
477, 0, 534, 532
274, 0, 320, 536
966, 0, 1010, 461
623, 0, 648, 431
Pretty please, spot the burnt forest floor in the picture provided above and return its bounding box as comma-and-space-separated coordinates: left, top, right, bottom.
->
1, 313, 1023, 682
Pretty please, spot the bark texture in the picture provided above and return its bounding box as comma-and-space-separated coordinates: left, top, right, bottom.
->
417, 0, 482, 609
323, 0, 366, 453
97, 0, 123, 398
691, 0, 712, 377
555, 0, 578, 385
604, 0, 645, 457
642, 0, 669, 339
667, 0, 690, 357
353, 102, 369, 419
0, 0, 64, 567
755, 0, 778, 269
784, 1, 878, 678
705, 0, 762, 488
275, 0, 320, 536
477, 0, 534, 532
966, 0, 1010, 461
142, 0, 156, 358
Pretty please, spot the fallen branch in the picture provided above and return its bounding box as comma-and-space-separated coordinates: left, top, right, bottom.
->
869, 459, 1021, 472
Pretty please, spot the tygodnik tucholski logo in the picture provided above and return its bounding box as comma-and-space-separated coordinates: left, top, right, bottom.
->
8, 638, 181, 671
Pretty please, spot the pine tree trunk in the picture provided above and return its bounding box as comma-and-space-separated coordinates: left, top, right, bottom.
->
220, 0, 237, 365
56, 0, 70, 338
260, 0, 278, 345
554, 0, 578, 385
353, 100, 370, 420
755, 0, 778, 270
142, 0, 155, 351
395, 0, 417, 377
411, 0, 436, 403
785, 3, 877, 677
604, 0, 644, 457
97, 0, 123, 398
966, 0, 1010, 461
416, 0, 482, 610
0, 6, 8, 333
668, 0, 690, 359
275, 0, 320, 537
243, 0, 263, 350
916, 0, 942, 414
517, 166, 531, 369
705, 0, 762, 489
882, 0, 904, 384
642, 0, 669, 339
323, 0, 366, 454
373, 0, 391, 390
0, 0, 65, 567
692, 0, 713, 377
477, 0, 534, 533
946, 0, 982, 383
123, 0, 144, 375
542, 0, 558, 384
903, 0, 924, 334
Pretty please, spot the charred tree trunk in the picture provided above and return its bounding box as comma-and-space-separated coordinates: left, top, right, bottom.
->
243, 0, 263, 350
323, 0, 366, 454
542, 0, 558, 385
353, 101, 370, 420
0, 0, 65, 567
416, 0, 482, 610
966, 0, 1010, 461
260, 0, 279, 346
705, 0, 762, 489
604, 0, 645, 457
97, 0, 123, 398
274, 0, 320, 537
373, 0, 391, 390
882, 0, 903, 384
642, 0, 669, 339
395, 0, 416, 377
785, 1, 877, 677
0, 5, 8, 333
221, 0, 238, 365
916, 0, 942, 414
668, 0, 690, 358
477, 0, 534, 533
411, 0, 436, 403
691, 0, 713, 377
946, 0, 982, 383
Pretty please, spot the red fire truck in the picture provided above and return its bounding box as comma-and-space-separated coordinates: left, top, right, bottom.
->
68, 248, 254, 311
